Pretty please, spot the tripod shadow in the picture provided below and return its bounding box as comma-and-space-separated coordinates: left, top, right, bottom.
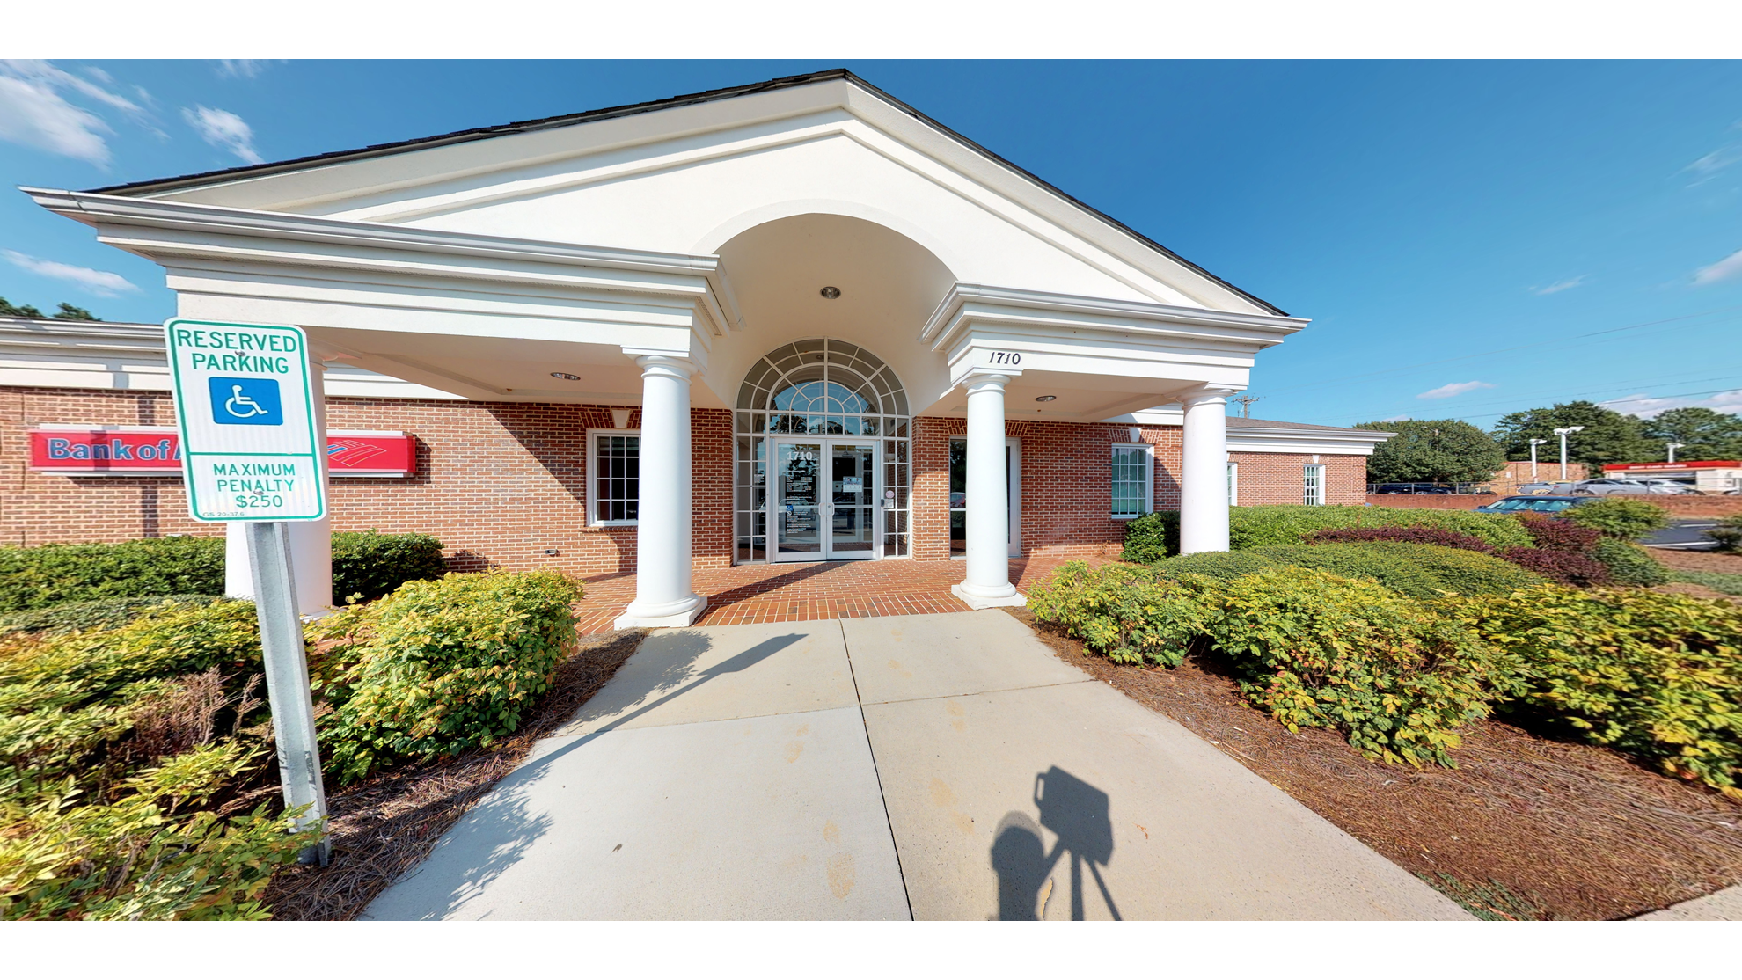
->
990, 766, 1122, 920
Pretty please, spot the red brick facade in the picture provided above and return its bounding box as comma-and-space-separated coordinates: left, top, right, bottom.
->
1230, 451, 1367, 507
3, 385, 1373, 570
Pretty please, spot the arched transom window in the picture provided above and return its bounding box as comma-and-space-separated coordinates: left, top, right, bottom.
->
734, 339, 911, 562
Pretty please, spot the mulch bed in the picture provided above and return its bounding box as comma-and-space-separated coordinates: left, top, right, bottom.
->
1004, 607, 1742, 921
261, 628, 646, 921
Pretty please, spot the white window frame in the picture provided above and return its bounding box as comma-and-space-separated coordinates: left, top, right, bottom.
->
1303, 463, 1327, 506
1110, 442, 1154, 520
1227, 461, 1239, 507
587, 428, 641, 526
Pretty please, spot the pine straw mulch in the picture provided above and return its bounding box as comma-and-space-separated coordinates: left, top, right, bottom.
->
1003, 607, 1742, 921
261, 627, 647, 921
1650, 546, 1742, 575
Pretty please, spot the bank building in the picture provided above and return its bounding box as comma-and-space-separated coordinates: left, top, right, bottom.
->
8, 70, 1389, 627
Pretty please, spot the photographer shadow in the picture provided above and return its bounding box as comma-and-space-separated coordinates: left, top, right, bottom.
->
989, 766, 1122, 921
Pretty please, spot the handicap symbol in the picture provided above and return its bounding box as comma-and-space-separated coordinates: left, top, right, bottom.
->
208, 377, 283, 427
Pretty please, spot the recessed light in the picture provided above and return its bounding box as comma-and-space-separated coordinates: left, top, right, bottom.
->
819, 286, 841, 299
1035, 395, 1057, 402
550, 372, 581, 381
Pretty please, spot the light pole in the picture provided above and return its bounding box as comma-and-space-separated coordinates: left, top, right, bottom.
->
1528, 438, 1548, 481
1552, 426, 1584, 481
1667, 442, 1685, 465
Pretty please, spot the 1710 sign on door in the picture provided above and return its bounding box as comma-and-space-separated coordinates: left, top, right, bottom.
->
165, 318, 327, 522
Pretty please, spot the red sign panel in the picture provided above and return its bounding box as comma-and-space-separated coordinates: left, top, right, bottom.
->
30, 427, 415, 478
1603, 460, 1740, 472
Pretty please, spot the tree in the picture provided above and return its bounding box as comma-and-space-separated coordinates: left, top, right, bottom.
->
1641, 407, 1742, 461
1354, 419, 1506, 484
51, 303, 98, 321
1490, 400, 1654, 468
0, 296, 44, 318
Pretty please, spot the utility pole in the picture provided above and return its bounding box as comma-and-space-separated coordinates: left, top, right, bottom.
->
1667, 442, 1685, 465
1231, 395, 1260, 419
1552, 426, 1584, 481
1528, 438, 1547, 482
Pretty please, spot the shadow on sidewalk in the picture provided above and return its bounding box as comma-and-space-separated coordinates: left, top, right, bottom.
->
990, 765, 1122, 920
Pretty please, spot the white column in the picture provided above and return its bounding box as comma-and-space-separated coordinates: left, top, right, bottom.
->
224, 350, 334, 616
1180, 386, 1233, 555
615, 352, 707, 629
951, 370, 1026, 610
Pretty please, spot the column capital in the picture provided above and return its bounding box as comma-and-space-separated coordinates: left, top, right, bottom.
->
625, 349, 701, 380
961, 368, 1017, 393
1180, 385, 1241, 409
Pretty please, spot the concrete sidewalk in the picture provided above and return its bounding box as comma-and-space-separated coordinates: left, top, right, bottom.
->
364, 610, 1468, 920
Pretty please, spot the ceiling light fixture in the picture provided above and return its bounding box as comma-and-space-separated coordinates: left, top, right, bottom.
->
550, 372, 581, 381
819, 286, 841, 299
1035, 395, 1057, 402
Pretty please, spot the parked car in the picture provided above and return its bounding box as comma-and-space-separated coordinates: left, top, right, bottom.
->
1474, 494, 1594, 515
1372, 483, 1455, 494
1569, 478, 1699, 496
1514, 482, 1557, 494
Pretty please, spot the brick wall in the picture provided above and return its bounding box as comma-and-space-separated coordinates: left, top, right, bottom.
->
0, 386, 734, 576
1231, 451, 1366, 507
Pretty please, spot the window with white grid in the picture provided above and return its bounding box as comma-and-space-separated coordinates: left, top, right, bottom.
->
588, 430, 640, 524
1111, 443, 1152, 518
1303, 463, 1326, 506
1227, 462, 1239, 507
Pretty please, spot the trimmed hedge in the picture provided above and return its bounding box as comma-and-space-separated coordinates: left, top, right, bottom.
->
1590, 538, 1669, 587
1518, 517, 1602, 553
0, 531, 448, 615
332, 530, 448, 603
1305, 526, 1495, 553
1494, 547, 1612, 587
1564, 497, 1671, 540
1152, 542, 1543, 598
1122, 505, 1531, 562
0, 538, 224, 614
0, 595, 227, 636
312, 570, 582, 783
1675, 570, 1742, 596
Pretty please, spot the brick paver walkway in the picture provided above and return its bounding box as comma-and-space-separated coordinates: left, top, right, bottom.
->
572, 556, 1108, 633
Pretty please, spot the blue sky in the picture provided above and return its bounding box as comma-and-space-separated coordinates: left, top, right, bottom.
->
3, 59, 1741, 429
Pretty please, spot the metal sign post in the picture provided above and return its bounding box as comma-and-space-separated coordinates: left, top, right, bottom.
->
165, 318, 331, 864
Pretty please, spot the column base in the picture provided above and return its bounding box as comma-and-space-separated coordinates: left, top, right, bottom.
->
614, 594, 708, 630
951, 583, 1029, 610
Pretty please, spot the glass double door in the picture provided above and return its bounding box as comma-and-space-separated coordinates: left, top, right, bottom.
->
773, 439, 879, 561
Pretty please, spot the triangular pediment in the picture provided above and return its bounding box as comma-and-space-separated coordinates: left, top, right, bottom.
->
103, 71, 1279, 317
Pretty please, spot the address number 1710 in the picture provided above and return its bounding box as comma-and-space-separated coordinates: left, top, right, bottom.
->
987, 351, 1023, 365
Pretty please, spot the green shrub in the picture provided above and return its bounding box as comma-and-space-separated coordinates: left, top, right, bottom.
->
313, 570, 582, 782
1451, 587, 1742, 798
1564, 497, 1671, 540
1025, 561, 1212, 666
0, 600, 261, 704
1590, 538, 1669, 587
0, 537, 224, 614
1230, 506, 1532, 551
1674, 570, 1742, 596
1255, 543, 1542, 598
332, 530, 448, 604
1028, 562, 1514, 767
1120, 512, 1180, 563
1706, 515, 1742, 553
0, 595, 226, 636
1150, 550, 1283, 581
1198, 567, 1516, 767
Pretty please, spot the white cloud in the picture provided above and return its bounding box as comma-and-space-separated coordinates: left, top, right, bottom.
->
1694, 248, 1742, 285
1416, 381, 1497, 400
2, 250, 138, 296
1531, 276, 1586, 295
0, 60, 156, 164
1683, 145, 1742, 185
1601, 389, 1742, 420
217, 60, 278, 78
1378, 414, 1412, 422
181, 105, 262, 164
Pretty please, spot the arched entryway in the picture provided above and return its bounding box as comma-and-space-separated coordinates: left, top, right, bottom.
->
734, 339, 910, 562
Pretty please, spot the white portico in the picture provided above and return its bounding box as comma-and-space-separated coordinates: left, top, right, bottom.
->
29, 69, 1308, 626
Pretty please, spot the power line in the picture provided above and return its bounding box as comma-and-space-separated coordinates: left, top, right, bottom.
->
1258, 305, 1742, 398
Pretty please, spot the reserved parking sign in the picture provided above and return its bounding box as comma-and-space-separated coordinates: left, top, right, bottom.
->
165, 318, 327, 522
